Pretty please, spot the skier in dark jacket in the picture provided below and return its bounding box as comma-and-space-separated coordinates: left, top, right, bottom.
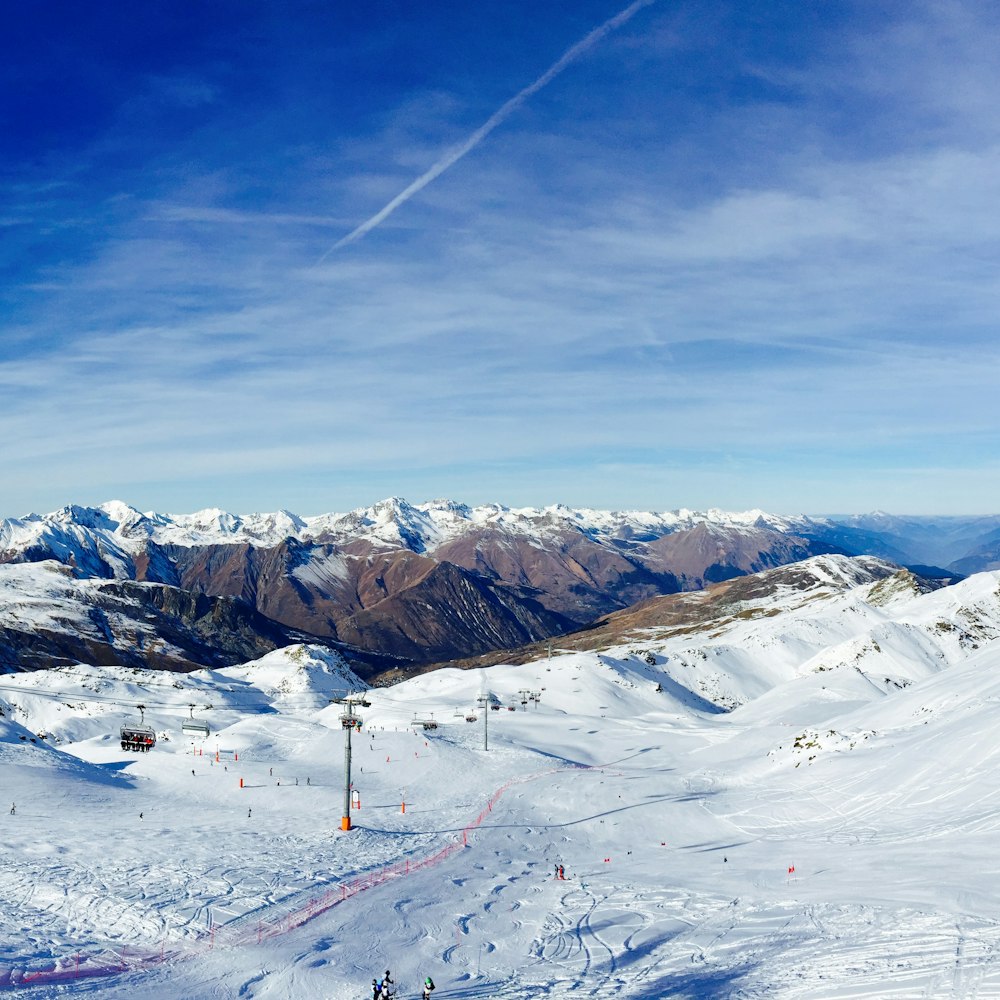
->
421, 975, 435, 999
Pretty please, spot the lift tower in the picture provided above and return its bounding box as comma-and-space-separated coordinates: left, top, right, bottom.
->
476, 692, 490, 751
331, 694, 370, 831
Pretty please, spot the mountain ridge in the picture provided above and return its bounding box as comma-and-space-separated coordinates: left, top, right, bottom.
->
1, 498, 994, 675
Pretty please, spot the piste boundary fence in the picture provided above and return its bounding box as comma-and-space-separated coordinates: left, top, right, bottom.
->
0, 766, 581, 990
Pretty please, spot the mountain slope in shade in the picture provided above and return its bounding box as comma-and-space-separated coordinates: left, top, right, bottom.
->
0, 561, 334, 674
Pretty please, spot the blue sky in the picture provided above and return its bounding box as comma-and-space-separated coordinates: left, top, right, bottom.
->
3, 1, 1000, 517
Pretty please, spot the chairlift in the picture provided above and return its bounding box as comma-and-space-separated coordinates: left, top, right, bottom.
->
479, 691, 501, 711
182, 704, 210, 738
120, 726, 155, 752
465, 712, 478, 723
331, 694, 369, 730
120, 704, 156, 753
411, 713, 438, 731
340, 711, 363, 730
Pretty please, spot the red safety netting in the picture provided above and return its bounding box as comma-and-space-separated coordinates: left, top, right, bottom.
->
0, 769, 561, 990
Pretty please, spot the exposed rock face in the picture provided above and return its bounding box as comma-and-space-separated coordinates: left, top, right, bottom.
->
0, 573, 310, 674
432, 528, 680, 621
642, 522, 835, 589
146, 522, 835, 665
334, 561, 574, 663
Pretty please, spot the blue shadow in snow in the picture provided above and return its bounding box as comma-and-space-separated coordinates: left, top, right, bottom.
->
437, 959, 757, 999
97, 759, 135, 773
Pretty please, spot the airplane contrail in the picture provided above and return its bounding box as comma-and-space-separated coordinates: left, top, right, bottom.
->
319, 0, 656, 260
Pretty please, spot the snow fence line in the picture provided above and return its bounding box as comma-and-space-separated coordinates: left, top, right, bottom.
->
0, 765, 577, 990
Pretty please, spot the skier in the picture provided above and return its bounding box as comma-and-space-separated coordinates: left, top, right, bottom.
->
371, 978, 381, 1000
382, 969, 394, 997
421, 975, 435, 999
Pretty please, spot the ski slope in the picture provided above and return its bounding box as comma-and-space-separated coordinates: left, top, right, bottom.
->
3, 570, 1000, 997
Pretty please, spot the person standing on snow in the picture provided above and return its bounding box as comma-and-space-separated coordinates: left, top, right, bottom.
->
421, 975, 435, 999
381, 970, 394, 997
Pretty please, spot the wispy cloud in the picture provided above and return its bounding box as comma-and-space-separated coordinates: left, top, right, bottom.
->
319, 0, 656, 258
5, 1, 1000, 516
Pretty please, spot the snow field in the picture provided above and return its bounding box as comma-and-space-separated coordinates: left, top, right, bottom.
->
5, 567, 1000, 996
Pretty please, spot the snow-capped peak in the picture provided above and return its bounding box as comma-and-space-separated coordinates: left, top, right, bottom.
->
1, 496, 826, 560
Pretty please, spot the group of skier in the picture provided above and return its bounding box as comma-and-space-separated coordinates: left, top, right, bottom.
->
371, 970, 434, 999
371, 971, 393, 999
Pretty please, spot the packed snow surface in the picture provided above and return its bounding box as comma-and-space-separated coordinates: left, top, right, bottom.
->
3, 569, 1000, 997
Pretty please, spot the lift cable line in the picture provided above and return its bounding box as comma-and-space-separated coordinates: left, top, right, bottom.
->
318, 0, 657, 259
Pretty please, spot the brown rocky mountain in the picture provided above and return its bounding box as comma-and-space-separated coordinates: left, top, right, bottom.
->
1, 498, 922, 676
0, 565, 335, 674
144, 522, 833, 667
335, 560, 572, 663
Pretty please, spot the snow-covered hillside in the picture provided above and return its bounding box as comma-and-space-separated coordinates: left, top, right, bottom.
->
635, 555, 1000, 711
3, 566, 1000, 996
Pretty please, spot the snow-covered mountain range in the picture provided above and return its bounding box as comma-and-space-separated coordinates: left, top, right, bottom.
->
0, 498, 989, 676
6, 498, 993, 581
1, 497, 816, 554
